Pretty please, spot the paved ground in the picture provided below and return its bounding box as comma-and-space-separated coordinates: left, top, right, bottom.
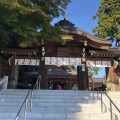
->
107, 82, 120, 91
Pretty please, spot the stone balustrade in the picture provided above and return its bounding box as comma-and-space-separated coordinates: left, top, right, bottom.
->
0, 76, 8, 89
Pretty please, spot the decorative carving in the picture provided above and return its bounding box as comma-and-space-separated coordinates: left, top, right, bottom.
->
19, 42, 28, 48
100, 46, 109, 50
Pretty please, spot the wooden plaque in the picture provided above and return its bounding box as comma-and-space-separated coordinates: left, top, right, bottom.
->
57, 47, 82, 57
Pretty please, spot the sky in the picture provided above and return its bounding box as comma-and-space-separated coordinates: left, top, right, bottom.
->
51, 0, 105, 78
51, 0, 101, 34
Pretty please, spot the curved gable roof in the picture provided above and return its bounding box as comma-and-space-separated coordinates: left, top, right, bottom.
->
55, 19, 112, 48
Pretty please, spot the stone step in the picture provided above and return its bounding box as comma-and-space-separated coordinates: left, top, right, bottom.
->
0, 98, 99, 103
31, 102, 102, 107
32, 99, 101, 103
18, 112, 112, 120
33, 90, 99, 94
0, 113, 119, 120
28, 106, 103, 113
0, 106, 103, 112
0, 95, 29, 99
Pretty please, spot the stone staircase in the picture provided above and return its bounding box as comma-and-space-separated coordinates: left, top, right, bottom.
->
0, 89, 120, 120
0, 89, 29, 120
103, 91, 120, 115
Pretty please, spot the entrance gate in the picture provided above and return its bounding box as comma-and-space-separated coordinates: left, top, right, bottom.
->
0, 18, 117, 90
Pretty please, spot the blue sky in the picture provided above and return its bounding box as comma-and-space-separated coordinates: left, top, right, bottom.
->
51, 0, 101, 34
51, 0, 105, 78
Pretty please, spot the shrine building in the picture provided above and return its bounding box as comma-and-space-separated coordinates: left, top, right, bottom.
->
0, 18, 120, 90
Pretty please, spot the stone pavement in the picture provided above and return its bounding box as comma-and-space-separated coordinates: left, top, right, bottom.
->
107, 82, 120, 91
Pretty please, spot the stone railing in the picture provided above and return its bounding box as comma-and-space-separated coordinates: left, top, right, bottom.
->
0, 76, 8, 89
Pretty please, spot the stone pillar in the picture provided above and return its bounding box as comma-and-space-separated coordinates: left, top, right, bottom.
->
1, 76, 8, 89
10, 56, 18, 89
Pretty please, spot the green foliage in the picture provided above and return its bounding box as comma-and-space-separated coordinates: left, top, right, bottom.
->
68, 65, 77, 71
93, 0, 120, 45
0, 0, 71, 47
88, 67, 101, 75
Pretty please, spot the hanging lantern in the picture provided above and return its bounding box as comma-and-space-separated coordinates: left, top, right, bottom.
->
84, 40, 87, 46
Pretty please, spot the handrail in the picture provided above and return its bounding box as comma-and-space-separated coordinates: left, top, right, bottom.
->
15, 90, 31, 120
15, 75, 41, 120
33, 75, 41, 90
89, 77, 120, 120
30, 75, 41, 112
105, 92, 120, 112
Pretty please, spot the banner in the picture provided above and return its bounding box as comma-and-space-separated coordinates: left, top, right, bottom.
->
15, 58, 111, 67
15, 59, 39, 65
45, 57, 81, 65
86, 60, 111, 67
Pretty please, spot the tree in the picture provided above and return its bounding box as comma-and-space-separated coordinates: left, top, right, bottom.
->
88, 67, 101, 76
0, 0, 71, 47
92, 0, 120, 46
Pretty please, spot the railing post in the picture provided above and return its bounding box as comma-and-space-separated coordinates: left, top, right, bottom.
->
37, 80, 39, 90
30, 91, 33, 112
110, 101, 113, 120
35, 81, 38, 99
101, 93, 103, 113
15, 116, 19, 120
92, 82, 94, 99
39, 75, 41, 90
38, 78, 40, 89
97, 92, 99, 99
24, 99, 28, 120
38, 78, 39, 87
38, 76, 39, 89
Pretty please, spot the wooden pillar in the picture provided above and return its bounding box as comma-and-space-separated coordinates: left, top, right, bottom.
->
85, 65, 89, 89
105, 67, 109, 80
109, 67, 114, 82
39, 57, 47, 89
77, 66, 82, 90
77, 63, 89, 90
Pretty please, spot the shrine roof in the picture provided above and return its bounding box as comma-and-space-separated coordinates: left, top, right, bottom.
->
89, 48, 120, 58
47, 70, 77, 77
0, 19, 116, 56
55, 19, 112, 46
25, 70, 77, 77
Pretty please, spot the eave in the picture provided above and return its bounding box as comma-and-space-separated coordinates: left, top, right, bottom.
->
60, 26, 112, 49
